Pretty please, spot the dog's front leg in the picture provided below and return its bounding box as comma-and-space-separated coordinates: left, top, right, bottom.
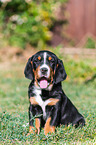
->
27, 118, 40, 136
44, 117, 55, 135
44, 103, 60, 135
27, 104, 41, 135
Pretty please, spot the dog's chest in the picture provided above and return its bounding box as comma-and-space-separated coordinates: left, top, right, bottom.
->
32, 87, 59, 120
34, 88, 51, 119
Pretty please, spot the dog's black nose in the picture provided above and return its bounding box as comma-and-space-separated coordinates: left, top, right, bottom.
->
41, 67, 48, 74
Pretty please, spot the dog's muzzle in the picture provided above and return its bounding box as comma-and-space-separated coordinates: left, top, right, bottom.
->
37, 65, 52, 89
39, 67, 48, 88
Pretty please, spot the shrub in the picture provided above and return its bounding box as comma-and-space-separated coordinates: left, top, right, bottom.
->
0, 0, 67, 48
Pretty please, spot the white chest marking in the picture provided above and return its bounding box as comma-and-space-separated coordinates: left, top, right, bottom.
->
35, 95, 50, 119
34, 88, 51, 119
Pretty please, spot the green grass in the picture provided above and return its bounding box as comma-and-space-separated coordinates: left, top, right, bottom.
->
0, 57, 96, 144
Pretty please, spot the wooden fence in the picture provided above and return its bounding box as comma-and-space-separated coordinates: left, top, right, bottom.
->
66, 0, 96, 42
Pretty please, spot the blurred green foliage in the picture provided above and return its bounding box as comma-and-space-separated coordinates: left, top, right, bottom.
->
84, 37, 96, 49
0, 0, 67, 48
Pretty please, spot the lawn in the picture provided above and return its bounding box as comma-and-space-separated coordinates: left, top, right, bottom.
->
0, 55, 96, 144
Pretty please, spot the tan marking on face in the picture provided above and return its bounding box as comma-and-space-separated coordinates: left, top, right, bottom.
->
34, 66, 40, 79
34, 70, 39, 87
31, 61, 35, 73
33, 66, 41, 87
47, 98, 59, 106
44, 117, 55, 135
34, 81, 39, 88
48, 57, 52, 61
38, 56, 41, 60
35, 118, 40, 134
29, 97, 38, 105
31, 61, 33, 65
56, 64, 58, 68
50, 67, 54, 82
54, 64, 58, 75
54, 70, 55, 75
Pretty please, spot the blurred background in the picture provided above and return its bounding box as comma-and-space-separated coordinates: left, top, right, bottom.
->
0, 0, 96, 54
0, 1, 96, 143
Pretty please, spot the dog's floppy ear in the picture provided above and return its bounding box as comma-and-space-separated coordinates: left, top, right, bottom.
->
54, 59, 67, 84
24, 56, 34, 81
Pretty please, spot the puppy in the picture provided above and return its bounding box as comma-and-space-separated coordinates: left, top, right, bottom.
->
24, 50, 85, 135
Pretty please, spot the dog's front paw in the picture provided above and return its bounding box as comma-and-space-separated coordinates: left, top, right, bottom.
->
27, 118, 40, 136
26, 126, 34, 136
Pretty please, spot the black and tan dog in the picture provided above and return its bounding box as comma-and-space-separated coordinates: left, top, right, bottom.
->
24, 50, 85, 135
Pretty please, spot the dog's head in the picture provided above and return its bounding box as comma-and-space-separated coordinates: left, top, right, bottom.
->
24, 51, 67, 90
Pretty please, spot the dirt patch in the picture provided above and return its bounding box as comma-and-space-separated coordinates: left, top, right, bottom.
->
0, 45, 37, 63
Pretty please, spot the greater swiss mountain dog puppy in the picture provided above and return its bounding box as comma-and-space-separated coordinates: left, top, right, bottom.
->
24, 50, 85, 135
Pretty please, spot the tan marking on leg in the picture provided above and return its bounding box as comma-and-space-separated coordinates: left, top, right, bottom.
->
47, 98, 59, 106
35, 118, 40, 134
29, 97, 38, 105
26, 126, 34, 136
27, 118, 40, 136
44, 117, 55, 135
